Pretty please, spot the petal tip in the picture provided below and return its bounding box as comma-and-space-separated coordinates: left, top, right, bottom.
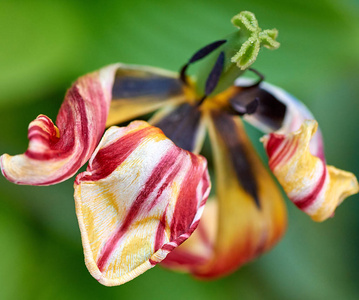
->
264, 120, 358, 222
311, 166, 359, 222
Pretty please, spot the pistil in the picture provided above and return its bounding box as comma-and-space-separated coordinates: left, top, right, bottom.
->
179, 11, 280, 105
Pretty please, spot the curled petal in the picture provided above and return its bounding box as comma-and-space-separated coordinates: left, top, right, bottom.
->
262, 120, 358, 222
74, 121, 210, 286
1, 64, 187, 186
1, 64, 118, 185
163, 112, 287, 278
232, 81, 358, 220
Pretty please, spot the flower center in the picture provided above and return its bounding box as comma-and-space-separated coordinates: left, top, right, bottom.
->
179, 11, 280, 112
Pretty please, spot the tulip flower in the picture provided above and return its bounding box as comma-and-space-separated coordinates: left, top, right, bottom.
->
1, 11, 357, 286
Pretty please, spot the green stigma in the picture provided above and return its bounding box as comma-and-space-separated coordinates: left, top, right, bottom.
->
184, 11, 280, 98
231, 11, 280, 70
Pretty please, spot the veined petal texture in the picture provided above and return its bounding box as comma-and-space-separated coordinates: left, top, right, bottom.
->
262, 120, 358, 221
0, 64, 119, 185
74, 121, 210, 286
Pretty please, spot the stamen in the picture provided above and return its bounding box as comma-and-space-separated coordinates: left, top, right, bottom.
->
205, 51, 225, 95
196, 95, 207, 107
189, 40, 227, 64
180, 64, 190, 85
179, 40, 227, 85
245, 97, 260, 114
230, 97, 259, 116
181, 12, 280, 96
248, 68, 265, 86
196, 52, 225, 106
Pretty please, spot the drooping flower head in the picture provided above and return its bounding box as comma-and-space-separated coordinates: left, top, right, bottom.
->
1, 11, 358, 286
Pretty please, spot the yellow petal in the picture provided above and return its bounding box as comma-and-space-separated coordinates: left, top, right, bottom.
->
163, 111, 287, 278
262, 120, 359, 222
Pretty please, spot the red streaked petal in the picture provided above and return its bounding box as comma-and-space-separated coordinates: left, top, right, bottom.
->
0, 64, 119, 186
74, 121, 210, 286
229, 81, 358, 220
262, 120, 358, 222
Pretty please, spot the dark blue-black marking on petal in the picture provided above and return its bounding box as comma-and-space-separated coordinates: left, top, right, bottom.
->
230, 85, 286, 130
112, 68, 183, 100
212, 111, 260, 208
153, 103, 201, 152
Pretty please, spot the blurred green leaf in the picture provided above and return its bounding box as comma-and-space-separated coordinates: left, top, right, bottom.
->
0, 1, 86, 107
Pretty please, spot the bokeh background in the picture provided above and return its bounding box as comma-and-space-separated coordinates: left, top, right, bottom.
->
1, 0, 359, 299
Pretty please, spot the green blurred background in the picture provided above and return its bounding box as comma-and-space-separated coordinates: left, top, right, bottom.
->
1, 0, 359, 299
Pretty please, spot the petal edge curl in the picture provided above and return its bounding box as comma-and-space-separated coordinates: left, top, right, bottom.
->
0, 64, 119, 185
262, 120, 358, 221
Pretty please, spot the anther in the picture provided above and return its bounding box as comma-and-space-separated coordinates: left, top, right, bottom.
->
205, 51, 225, 96
230, 97, 259, 116
189, 40, 227, 64
179, 40, 227, 85
196, 95, 207, 107
245, 68, 265, 88
196, 51, 225, 106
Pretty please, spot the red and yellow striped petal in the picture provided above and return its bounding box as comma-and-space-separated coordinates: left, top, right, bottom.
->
163, 111, 287, 278
74, 121, 210, 286
0, 64, 119, 185
1, 64, 187, 186
262, 120, 358, 222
